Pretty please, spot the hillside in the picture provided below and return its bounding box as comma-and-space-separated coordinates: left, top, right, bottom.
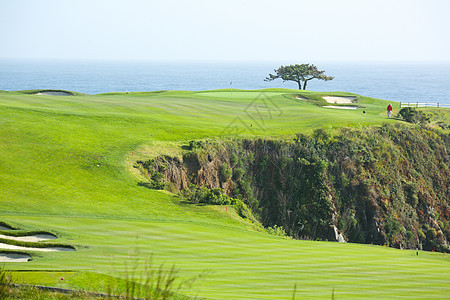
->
140, 125, 449, 251
0, 89, 449, 299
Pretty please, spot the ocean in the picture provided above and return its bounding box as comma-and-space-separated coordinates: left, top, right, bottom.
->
1, 60, 449, 104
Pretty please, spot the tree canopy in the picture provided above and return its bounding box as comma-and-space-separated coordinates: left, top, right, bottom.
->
265, 64, 334, 90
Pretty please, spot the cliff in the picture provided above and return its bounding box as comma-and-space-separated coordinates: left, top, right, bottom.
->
137, 124, 450, 252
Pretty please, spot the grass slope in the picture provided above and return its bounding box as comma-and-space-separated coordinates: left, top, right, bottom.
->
0, 89, 448, 299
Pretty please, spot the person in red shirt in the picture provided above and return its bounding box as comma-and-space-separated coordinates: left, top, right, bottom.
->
387, 104, 393, 117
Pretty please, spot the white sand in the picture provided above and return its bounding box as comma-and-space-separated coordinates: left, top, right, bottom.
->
0, 225, 13, 230
323, 96, 356, 104
296, 95, 307, 100
36, 91, 72, 96
0, 234, 56, 242
323, 106, 358, 110
0, 243, 74, 252
0, 252, 31, 262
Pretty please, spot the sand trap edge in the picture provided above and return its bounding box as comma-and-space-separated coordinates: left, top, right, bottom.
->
0, 252, 31, 262
0, 243, 76, 252
0, 233, 57, 242
323, 105, 359, 110
0, 221, 17, 230
35, 90, 73, 96
323, 96, 356, 104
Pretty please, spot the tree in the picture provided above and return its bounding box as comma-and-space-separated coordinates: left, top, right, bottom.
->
265, 64, 334, 90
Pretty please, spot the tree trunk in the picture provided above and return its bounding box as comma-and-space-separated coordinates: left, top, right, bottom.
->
303, 80, 308, 90
297, 80, 302, 90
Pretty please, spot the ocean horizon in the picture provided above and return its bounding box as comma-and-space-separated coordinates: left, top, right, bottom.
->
1, 59, 450, 105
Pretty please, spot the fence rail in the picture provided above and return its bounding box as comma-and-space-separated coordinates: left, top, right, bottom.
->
400, 102, 450, 108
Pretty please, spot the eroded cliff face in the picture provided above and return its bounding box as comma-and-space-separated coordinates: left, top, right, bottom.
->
137, 124, 450, 252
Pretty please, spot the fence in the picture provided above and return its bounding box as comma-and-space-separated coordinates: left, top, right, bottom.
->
400, 102, 450, 108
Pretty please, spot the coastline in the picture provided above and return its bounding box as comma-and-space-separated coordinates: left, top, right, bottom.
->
0, 60, 449, 104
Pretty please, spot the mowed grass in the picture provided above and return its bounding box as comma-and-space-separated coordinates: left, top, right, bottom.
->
0, 89, 448, 298
5, 215, 450, 299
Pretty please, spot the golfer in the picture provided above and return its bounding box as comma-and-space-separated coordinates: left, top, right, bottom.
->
387, 104, 393, 117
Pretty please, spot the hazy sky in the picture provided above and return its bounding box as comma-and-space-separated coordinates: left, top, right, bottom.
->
1, 0, 449, 62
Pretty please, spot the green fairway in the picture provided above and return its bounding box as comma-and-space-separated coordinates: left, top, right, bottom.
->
1, 89, 448, 298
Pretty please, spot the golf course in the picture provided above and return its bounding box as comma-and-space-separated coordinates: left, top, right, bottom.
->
1, 89, 449, 299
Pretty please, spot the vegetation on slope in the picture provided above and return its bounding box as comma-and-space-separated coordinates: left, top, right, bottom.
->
139, 124, 450, 251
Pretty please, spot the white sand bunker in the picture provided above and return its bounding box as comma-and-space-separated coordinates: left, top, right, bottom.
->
36, 91, 72, 96
0, 225, 13, 230
0, 234, 56, 243
0, 243, 74, 252
296, 95, 307, 100
323, 105, 359, 110
0, 252, 31, 262
323, 96, 356, 104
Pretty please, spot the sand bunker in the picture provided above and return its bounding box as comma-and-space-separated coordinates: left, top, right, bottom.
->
0, 252, 31, 262
323, 106, 358, 110
36, 91, 73, 96
296, 95, 307, 100
0, 233, 56, 243
323, 96, 356, 104
0, 243, 74, 252
0, 222, 15, 230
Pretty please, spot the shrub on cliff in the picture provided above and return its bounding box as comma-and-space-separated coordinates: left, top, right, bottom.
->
398, 107, 430, 124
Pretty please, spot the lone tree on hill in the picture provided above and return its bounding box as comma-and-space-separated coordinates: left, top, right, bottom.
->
265, 64, 334, 90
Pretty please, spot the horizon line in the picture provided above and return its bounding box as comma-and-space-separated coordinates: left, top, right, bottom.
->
1, 57, 450, 64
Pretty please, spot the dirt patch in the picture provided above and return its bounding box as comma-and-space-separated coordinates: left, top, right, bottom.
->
0, 252, 31, 262
0, 234, 57, 243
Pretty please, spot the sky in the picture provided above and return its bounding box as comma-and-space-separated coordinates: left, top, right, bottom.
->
1, 0, 449, 62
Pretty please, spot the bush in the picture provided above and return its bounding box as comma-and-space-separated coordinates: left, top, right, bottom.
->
188, 140, 205, 150
313, 128, 332, 144
220, 163, 232, 182
150, 181, 166, 190
233, 168, 244, 181
233, 199, 252, 219
186, 187, 256, 221
384, 215, 401, 240
230, 153, 238, 166
266, 225, 289, 238
188, 187, 232, 205
426, 228, 437, 240
418, 229, 426, 240
398, 107, 430, 124
406, 230, 414, 241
